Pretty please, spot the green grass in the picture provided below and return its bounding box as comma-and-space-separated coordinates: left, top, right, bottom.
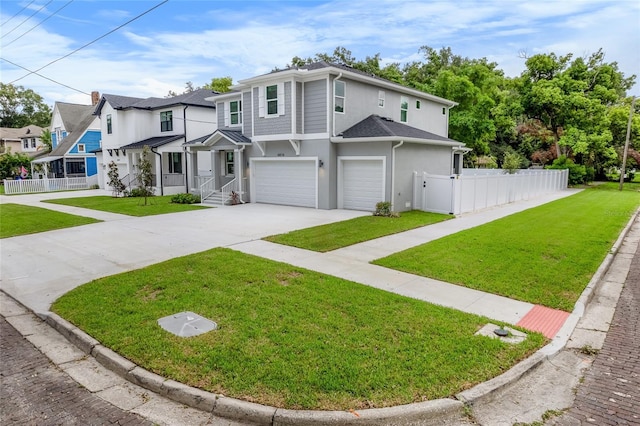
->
53, 248, 545, 410
43, 195, 208, 217
264, 211, 452, 252
0, 203, 101, 238
374, 183, 640, 311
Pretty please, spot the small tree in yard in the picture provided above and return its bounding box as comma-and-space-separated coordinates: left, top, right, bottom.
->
107, 161, 126, 197
502, 151, 522, 174
136, 145, 154, 205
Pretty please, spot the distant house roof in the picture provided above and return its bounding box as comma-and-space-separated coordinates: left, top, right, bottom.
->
185, 128, 251, 146
120, 134, 185, 150
334, 115, 465, 147
94, 88, 219, 115
50, 103, 97, 157
0, 125, 45, 141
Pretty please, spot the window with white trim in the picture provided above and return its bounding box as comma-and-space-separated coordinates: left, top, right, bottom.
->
334, 80, 345, 113
230, 100, 242, 125
160, 111, 173, 132
31, 138, 36, 148
23, 140, 29, 149
378, 91, 385, 107
416, 100, 421, 109
78, 144, 85, 153
266, 85, 278, 115
168, 152, 182, 174
224, 151, 234, 176
400, 96, 408, 123
107, 114, 112, 134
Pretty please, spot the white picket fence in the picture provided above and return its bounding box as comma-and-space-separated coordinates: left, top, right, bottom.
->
414, 169, 569, 215
2, 175, 98, 195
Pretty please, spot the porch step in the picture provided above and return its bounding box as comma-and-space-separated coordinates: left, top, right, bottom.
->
201, 191, 231, 206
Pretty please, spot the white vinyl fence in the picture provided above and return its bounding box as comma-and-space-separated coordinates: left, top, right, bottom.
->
3, 175, 98, 195
414, 169, 569, 215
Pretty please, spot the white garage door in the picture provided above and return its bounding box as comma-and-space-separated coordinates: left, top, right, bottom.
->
339, 158, 385, 211
252, 159, 317, 208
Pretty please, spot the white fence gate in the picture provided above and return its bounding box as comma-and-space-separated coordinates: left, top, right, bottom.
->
2, 176, 98, 195
414, 169, 569, 215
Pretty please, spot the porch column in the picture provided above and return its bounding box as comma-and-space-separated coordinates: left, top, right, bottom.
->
154, 152, 162, 195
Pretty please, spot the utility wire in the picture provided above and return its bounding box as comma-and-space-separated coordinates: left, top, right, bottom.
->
0, 0, 35, 27
9, 0, 169, 85
0, 57, 90, 95
3, 1, 74, 48
2, 0, 52, 38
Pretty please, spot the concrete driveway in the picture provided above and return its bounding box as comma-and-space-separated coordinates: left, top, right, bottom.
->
1, 190, 367, 314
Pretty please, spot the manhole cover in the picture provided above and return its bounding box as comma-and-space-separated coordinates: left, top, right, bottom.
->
157, 311, 217, 337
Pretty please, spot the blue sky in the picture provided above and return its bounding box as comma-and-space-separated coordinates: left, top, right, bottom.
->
1, 0, 639, 106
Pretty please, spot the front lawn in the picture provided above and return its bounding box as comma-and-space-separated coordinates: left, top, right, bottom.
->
374, 183, 640, 312
53, 248, 545, 410
0, 203, 101, 238
43, 195, 208, 217
264, 210, 451, 252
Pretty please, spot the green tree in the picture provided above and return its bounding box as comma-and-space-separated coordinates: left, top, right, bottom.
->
40, 129, 52, 153
0, 151, 31, 180
0, 83, 52, 128
136, 146, 154, 205
203, 77, 233, 93
107, 161, 126, 197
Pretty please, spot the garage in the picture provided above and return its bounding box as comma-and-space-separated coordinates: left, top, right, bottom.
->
251, 158, 317, 208
338, 157, 386, 211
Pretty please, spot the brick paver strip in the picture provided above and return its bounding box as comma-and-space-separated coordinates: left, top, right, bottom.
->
0, 316, 153, 425
558, 243, 640, 425
516, 304, 571, 338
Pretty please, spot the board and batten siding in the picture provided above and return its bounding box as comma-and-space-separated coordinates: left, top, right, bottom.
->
303, 79, 327, 134
296, 82, 303, 134
243, 91, 252, 137
252, 82, 292, 136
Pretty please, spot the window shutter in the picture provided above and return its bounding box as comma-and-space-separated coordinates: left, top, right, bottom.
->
258, 87, 265, 117
277, 82, 285, 116
224, 102, 230, 127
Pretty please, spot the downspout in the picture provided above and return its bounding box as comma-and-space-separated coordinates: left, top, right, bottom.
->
332, 72, 343, 137
238, 145, 246, 203
151, 147, 163, 196
183, 105, 189, 193
391, 140, 404, 210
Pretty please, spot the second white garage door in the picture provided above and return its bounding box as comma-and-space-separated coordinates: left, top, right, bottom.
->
251, 158, 317, 208
338, 157, 386, 211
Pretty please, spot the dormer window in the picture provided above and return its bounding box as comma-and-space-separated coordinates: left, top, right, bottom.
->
160, 111, 173, 132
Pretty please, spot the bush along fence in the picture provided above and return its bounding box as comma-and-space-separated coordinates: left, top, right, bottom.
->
2, 176, 98, 195
413, 169, 569, 215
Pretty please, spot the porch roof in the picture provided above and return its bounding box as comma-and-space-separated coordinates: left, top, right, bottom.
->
120, 134, 185, 150
184, 128, 251, 146
31, 155, 63, 164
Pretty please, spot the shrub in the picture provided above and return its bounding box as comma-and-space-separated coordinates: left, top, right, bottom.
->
127, 188, 155, 198
373, 201, 399, 217
547, 156, 587, 185
171, 193, 201, 204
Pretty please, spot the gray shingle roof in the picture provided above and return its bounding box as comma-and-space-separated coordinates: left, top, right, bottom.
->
50, 102, 97, 156
96, 89, 218, 115
185, 128, 251, 145
120, 135, 185, 150
339, 115, 461, 144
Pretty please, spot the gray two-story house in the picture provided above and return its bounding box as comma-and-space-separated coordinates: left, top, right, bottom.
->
185, 62, 469, 211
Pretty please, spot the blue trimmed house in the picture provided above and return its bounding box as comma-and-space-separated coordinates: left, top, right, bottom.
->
33, 102, 101, 180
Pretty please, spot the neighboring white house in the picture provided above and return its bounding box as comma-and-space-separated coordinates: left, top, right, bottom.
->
93, 89, 219, 195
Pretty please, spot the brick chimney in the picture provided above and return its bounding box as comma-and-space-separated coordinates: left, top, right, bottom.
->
91, 91, 100, 106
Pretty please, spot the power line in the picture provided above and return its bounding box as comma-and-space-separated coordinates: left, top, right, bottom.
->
3, 1, 74, 48
2, 0, 52, 38
0, 0, 35, 27
0, 57, 90, 95
9, 0, 169, 85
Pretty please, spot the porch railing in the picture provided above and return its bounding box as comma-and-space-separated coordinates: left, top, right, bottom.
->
221, 178, 240, 205
2, 177, 91, 194
199, 176, 216, 203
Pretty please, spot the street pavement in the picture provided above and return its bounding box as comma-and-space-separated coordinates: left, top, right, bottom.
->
1, 188, 639, 425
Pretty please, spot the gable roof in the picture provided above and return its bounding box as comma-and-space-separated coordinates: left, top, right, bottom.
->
185, 128, 251, 146
50, 102, 98, 156
94, 88, 218, 115
334, 115, 465, 147
120, 134, 185, 150
0, 125, 45, 141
